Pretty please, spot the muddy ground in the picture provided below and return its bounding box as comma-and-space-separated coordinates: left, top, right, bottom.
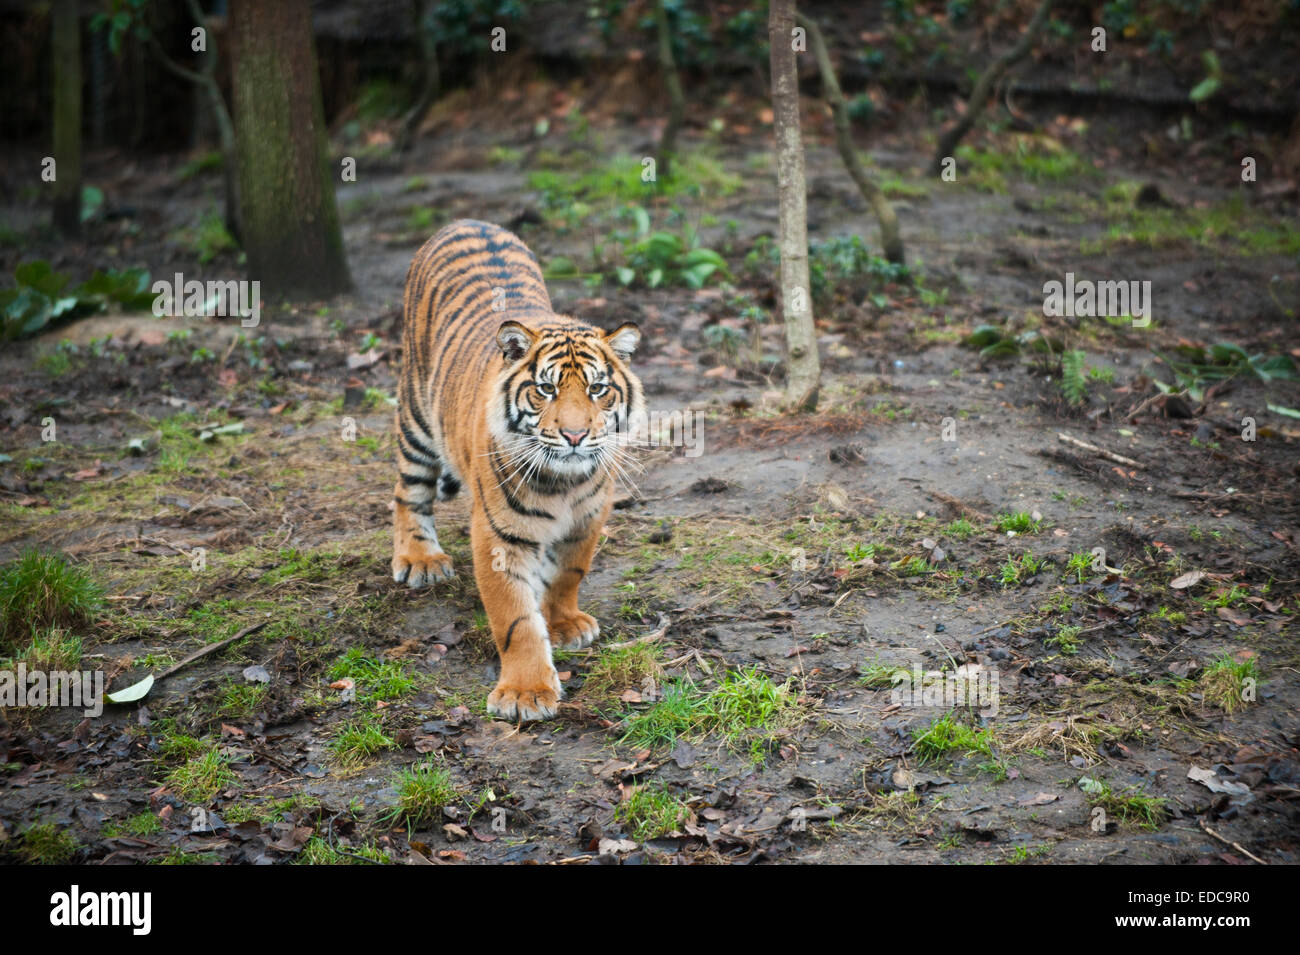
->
2, 84, 1298, 865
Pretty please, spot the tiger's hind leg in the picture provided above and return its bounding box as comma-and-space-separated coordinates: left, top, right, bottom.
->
392, 424, 456, 587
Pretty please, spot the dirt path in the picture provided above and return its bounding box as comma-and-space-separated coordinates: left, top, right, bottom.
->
2, 111, 1297, 864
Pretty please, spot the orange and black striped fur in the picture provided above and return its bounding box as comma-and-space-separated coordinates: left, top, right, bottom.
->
393, 220, 643, 721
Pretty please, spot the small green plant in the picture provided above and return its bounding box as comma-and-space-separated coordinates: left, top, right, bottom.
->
1061, 349, 1088, 406
1000, 551, 1043, 587
218, 681, 269, 719
1045, 624, 1082, 655
17, 822, 79, 863
9, 627, 82, 670
583, 642, 664, 697
845, 542, 878, 562
166, 745, 238, 801
614, 784, 690, 840
943, 518, 975, 540
1064, 551, 1094, 584
913, 713, 995, 764
1199, 653, 1259, 714
0, 550, 103, 651
328, 648, 416, 703
391, 761, 458, 825
994, 512, 1042, 535
621, 667, 804, 761
1079, 777, 1168, 831
331, 717, 396, 767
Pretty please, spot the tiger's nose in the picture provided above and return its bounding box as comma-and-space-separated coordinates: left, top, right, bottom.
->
560, 428, 588, 447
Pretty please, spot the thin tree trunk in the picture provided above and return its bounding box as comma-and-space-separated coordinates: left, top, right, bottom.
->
930, 0, 1054, 176
229, 0, 351, 300
396, 0, 439, 153
798, 11, 904, 265
770, 0, 820, 412
655, 0, 685, 180
152, 0, 242, 240
51, 0, 82, 236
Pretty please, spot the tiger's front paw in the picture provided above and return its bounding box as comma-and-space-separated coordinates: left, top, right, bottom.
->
547, 610, 599, 650
487, 670, 563, 722
392, 549, 455, 588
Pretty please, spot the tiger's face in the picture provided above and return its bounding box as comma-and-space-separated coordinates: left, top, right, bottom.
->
494, 320, 643, 482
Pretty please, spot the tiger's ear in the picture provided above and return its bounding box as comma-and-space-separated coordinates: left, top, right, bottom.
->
496, 321, 536, 363
603, 322, 641, 361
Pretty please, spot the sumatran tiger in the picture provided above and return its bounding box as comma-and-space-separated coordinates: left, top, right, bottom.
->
392, 219, 644, 722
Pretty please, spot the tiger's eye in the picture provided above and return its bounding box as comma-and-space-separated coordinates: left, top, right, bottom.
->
588, 383, 608, 398
536, 382, 556, 397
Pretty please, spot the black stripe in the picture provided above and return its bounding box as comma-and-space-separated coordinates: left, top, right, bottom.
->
503, 614, 525, 654
475, 476, 539, 550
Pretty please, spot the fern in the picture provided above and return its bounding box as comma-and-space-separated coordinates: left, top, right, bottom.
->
1061, 350, 1088, 406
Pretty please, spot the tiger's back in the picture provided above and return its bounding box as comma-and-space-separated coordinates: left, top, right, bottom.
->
392, 219, 644, 722
398, 219, 552, 493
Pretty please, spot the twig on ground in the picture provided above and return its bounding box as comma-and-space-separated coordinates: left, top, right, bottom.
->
1056, 432, 1142, 469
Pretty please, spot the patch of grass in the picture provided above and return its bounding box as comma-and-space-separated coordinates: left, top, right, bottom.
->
912, 713, 995, 764
890, 555, 931, 578
154, 847, 219, 865
105, 811, 163, 837
328, 647, 417, 703
330, 717, 396, 768
224, 794, 321, 826
0, 550, 103, 650
298, 836, 389, 865
391, 760, 458, 825
620, 667, 805, 761
1199, 653, 1259, 714
994, 511, 1042, 535
156, 731, 205, 763
614, 784, 690, 840
1064, 551, 1095, 584
8, 626, 82, 670
1080, 777, 1169, 831
217, 681, 269, 719
943, 518, 976, 540
1045, 624, 1082, 655
999, 551, 1043, 587
1092, 195, 1300, 257
166, 745, 238, 801
16, 821, 79, 863
583, 642, 664, 697
858, 661, 901, 689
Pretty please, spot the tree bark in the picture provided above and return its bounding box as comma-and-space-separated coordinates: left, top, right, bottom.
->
769, 0, 820, 412
229, 0, 351, 299
798, 11, 904, 265
51, 0, 82, 236
655, 0, 685, 180
396, 0, 440, 153
930, 0, 1054, 176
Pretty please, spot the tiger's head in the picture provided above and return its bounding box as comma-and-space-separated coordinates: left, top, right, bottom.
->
493, 319, 644, 484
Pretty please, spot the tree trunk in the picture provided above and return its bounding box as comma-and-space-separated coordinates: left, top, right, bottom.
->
769, 0, 820, 412
930, 0, 1054, 176
655, 0, 685, 180
396, 0, 439, 153
229, 0, 351, 299
51, 0, 82, 237
798, 11, 904, 265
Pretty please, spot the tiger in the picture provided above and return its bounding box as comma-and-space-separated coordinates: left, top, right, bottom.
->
392, 219, 644, 722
